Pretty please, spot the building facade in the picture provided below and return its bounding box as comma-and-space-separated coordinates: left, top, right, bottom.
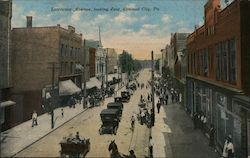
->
186, 0, 250, 156
106, 48, 118, 74
11, 17, 84, 128
0, 0, 16, 131
169, 33, 189, 107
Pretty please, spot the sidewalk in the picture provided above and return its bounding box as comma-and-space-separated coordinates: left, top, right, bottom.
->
0, 83, 125, 157
151, 92, 219, 158
0, 102, 88, 157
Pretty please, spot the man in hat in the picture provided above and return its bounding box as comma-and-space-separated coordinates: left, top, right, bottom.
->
129, 150, 136, 158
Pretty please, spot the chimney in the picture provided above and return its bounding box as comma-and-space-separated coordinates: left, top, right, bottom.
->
26, 16, 32, 28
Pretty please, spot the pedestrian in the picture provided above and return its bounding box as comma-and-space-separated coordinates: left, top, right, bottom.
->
165, 94, 168, 105
209, 124, 215, 148
200, 113, 204, 130
203, 115, 207, 133
31, 110, 38, 127
222, 137, 229, 158
197, 112, 201, 129
227, 135, 234, 158
61, 108, 64, 118
149, 136, 154, 158
156, 100, 161, 113
75, 131, 80, 140
171, 94, 175, 103
193, 113, 198, 129
129, 150, 136, 158
140, 110, 145, 125
147, 93, 150, 102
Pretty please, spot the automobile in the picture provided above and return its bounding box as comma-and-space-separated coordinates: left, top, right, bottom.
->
114, 96, 128, 103
121, 91, 130, 101
107, 102, 123, 117
99, 109, 120, 135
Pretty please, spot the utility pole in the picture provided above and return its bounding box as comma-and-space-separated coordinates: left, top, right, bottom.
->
151, 51, 155, 127
47, 62, 60, 129
105, 48, 108, 92
83, 39, 87, 109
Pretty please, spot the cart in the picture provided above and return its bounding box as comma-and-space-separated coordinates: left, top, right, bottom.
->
59, 138, 90, 158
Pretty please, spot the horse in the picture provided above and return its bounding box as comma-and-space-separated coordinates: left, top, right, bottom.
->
108, 140, 122, 158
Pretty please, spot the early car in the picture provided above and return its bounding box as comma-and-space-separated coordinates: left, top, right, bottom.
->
121, 91, 130, 101
114, 96, 128, 103
107, 102, 123, 117
99, 109, 120, 135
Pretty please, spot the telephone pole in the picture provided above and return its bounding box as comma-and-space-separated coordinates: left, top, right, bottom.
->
83, 39, 87, 109
151, 50, 155, 126
47, 62, 60, 129
105, 48, 108, 92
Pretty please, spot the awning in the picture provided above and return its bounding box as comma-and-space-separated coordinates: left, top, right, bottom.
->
0, 100, 16, 108
85, 77, 102, 89
59, 80, 81, 96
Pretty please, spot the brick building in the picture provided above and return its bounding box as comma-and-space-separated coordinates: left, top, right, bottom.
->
186, 0, 250, 156
0, 0, 16, 131
10, 17, 85, 129
169, 33, 189, 107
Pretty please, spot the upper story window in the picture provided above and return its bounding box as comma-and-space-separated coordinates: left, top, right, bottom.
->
215, 38, 237, 84
229, 39, 237, 84
61, 44, 64, 57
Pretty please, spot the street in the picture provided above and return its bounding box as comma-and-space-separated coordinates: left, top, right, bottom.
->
15, 69, 151, 157
13, 69, 219, 158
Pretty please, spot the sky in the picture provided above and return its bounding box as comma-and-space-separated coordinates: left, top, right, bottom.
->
12, 0, 231, 60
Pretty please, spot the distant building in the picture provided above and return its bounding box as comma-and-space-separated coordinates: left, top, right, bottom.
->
0, 0, 15, 131
106, 48, 118, 74
11, 17, 85, 128
186, 0, 250, 156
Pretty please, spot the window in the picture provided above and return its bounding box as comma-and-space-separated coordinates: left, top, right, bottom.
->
65, 45, 68, 56
204, 49, 208, 77
70, 62, 73, 74
216, 43, 221, 80
222, 41, 228, 81
229, 39, 236, 83
70, 47, 73, 57
61, 44, 64, 56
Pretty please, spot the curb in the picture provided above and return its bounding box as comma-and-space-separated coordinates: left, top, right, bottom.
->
11, 107, 89, 157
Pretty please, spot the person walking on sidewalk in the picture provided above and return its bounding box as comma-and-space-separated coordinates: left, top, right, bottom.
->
209, 124, 215, 148
149, 136, 154, 158
156, 100, 161, 114
32, 110, 38, 127
61, 108, 64, 118
222, 137, 229, 158
131, 115, 135, 131
227, 135, 235, 158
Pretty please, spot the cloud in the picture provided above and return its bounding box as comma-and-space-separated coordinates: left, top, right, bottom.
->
71, 11, 81, 23
114, 12, 137, 24
142, 24, 158, 29
161, 14, 172, 24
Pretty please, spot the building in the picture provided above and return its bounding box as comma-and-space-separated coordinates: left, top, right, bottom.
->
0, 0, 16, 131
186, 0, 250, 156
168, 33, 189, 107
85, 40, 99, 78
106, 48, 118, 74
11, 17, 84, 128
